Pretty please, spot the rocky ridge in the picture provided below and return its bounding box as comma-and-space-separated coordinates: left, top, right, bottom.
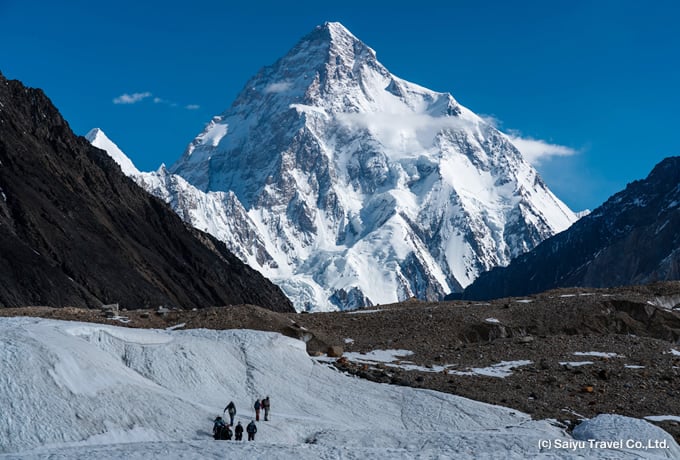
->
463, 156, 680, 300
0, 72, 293, 312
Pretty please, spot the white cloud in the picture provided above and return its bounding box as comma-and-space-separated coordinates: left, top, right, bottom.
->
264, 81, 293, 93
481, 115, 577, 165
113, 92, 152, 104
337, 112, 468, 156
114, 92, 198, 110
480, 114, 502, 128
154, 97, 177, 107
505, 134, 577, 165
337, 111, 576, 165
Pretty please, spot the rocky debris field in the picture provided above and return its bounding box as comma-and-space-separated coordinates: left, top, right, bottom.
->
4, 281, 680, 441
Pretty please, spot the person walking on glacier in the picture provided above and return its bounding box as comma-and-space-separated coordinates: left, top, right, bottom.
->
247, 420, 257, 441
234, 421, 244, 441
254, 398, 261, 421
262, 396, 271, 421
224, 400, 236, 426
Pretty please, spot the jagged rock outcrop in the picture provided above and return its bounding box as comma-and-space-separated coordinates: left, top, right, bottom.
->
463, 157, 680, 299
0, 72, 293, 312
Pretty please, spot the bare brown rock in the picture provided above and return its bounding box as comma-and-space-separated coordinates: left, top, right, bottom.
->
327, 346, 344, 357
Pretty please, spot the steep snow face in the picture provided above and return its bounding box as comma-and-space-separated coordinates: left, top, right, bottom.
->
132, 167, 278, 271
100, 22, 577, 311
86, 128, 140, 176
2, 317, 677, 459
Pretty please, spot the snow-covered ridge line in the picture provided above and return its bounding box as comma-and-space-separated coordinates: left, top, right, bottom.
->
2, 317, 677, 459
86, 128, 140, 176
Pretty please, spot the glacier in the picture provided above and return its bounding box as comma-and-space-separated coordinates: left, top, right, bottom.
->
89, 22, 576, 311
1, 316, 677, 459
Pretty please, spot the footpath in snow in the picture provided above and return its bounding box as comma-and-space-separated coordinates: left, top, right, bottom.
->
0, 317, 678, 459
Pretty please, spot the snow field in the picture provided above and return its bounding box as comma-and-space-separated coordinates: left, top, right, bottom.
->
2, 316, 678, 459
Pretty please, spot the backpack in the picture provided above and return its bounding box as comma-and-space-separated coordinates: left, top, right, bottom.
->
213, 424, 226, 440
254, 400, 261, 410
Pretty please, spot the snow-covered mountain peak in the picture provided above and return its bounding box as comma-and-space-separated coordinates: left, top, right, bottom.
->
318, 20, 379, 70
225, 20, 385, 118
85, 127, 103, 139
323, 21, 360, 41
170, 22, 465, 202
287, 20, 378, 77
102, 23, 578, 311
86, 128, 140, 176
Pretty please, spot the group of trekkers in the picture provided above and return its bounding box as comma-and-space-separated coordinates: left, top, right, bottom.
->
212, 397, 271, 441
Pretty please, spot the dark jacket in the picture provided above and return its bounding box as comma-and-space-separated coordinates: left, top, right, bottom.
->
247, 421, 257, 434
225, 401, 236, 416
213, 417, 227, 439
235, 423, 244, 435
213, 418, 226, 434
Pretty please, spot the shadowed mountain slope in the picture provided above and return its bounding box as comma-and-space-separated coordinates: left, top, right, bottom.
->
0, 72, 293, 312
463, 157, 680, 300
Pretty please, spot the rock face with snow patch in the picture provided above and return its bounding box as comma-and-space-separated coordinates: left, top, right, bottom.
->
0, 72, 293, 311
88, 129, 279, 272
107, 22, 577, 311
464, 157, 680, 299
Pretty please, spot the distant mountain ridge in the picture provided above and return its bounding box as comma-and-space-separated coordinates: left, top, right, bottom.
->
463, 157, 680, 299
94, 21, 577, 311
0, 72, 293, 312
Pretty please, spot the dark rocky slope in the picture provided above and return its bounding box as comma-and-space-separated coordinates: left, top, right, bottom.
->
0, 72, 293, 312
463, 157, 680, 300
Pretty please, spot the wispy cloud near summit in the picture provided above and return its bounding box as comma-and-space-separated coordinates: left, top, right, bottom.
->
506, 134, 577, 165
113, 92, 152, 104
482, 116, 577, 166
264, 81, 293, 93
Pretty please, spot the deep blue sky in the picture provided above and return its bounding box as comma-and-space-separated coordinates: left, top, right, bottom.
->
2, 0, 679, 212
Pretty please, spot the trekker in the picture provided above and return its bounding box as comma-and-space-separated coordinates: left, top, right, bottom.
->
262, 396, 271, 421
213, 416, 227, 440
234, 421, 244, 441
224, 401, 237, 426
254, 399, 261, 421
247, 420, 257, 441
